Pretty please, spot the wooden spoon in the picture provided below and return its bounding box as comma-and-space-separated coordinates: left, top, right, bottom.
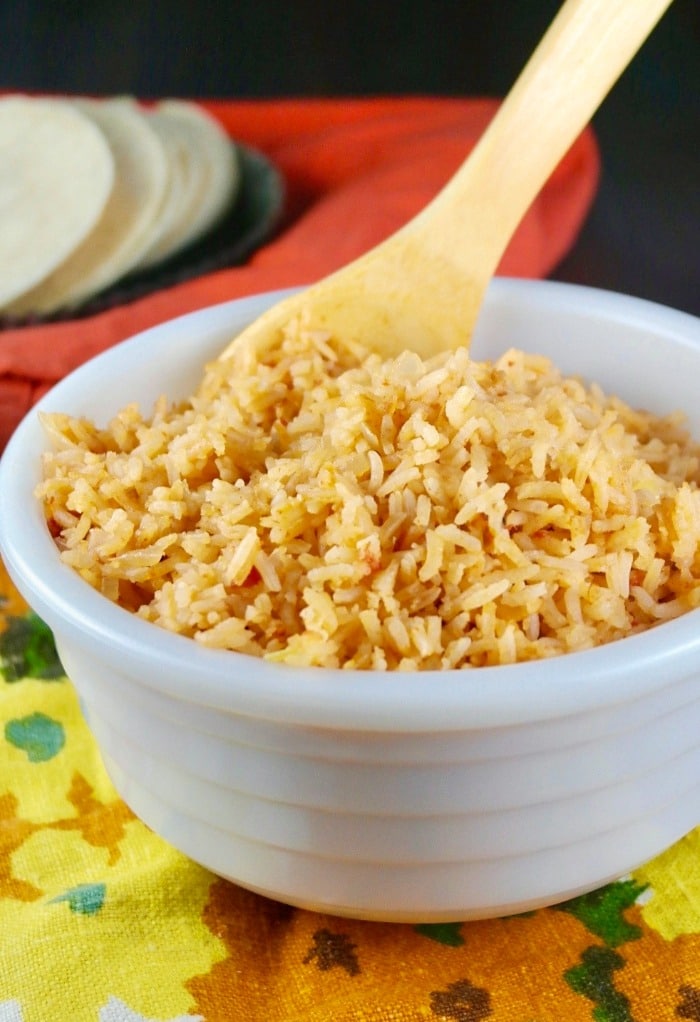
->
221, 0, 673, 361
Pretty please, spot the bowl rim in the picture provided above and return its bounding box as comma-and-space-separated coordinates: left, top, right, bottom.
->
2, 278, 700, 731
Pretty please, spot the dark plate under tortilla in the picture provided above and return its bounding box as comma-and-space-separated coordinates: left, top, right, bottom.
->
0, 143, 284, 329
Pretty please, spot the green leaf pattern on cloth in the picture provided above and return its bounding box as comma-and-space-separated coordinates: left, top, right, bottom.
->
5, 711, 65, 761
0, 613, 64, 682
50, 881, 107, 915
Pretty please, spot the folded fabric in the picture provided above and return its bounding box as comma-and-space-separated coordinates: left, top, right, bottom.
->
2, 556, 700, 1022
0, 96, 599, 449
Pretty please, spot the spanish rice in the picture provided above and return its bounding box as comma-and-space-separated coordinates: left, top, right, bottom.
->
37, 317, 700, 670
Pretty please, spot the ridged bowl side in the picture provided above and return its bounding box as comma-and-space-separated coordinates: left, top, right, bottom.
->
57, 635, 700, 921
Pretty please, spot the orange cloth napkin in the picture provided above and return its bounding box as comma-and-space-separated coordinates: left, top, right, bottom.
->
0, 96, 599, 449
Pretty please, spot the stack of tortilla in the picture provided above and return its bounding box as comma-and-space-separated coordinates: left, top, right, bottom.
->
0, 95, 240, 316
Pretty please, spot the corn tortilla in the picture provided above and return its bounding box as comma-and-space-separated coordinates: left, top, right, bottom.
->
8, 97, 169, 315
0, 96, 114, 309
149, 100, 239, 257
134, 108, 193, 270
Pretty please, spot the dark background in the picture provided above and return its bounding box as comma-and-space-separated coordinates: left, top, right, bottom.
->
1, 0, 698, 315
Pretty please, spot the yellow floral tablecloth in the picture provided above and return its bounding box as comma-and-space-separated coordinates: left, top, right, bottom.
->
1, 558, 700, 1022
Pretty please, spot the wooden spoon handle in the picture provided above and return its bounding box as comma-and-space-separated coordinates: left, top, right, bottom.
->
221, 0, 674, 362
411, 0, 674, 282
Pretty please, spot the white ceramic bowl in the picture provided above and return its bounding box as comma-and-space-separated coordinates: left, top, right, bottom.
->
1, 279, 699, 922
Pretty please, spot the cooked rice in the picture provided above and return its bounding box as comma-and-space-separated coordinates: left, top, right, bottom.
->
37, 317, 700, 670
